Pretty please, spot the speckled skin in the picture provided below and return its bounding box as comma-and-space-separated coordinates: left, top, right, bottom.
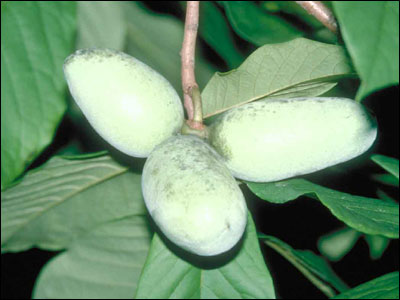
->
142, 135, 247, 256
64, 48, 184, 157
209, 97, 377, 182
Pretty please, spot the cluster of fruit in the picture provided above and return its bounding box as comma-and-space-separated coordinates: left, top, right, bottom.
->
64, 49, 377, 256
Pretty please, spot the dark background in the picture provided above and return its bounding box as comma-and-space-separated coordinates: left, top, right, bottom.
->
2, 2, 399, 299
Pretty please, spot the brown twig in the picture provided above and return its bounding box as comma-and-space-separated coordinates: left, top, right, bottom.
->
296, 1, 338, 33
181, 1, 204, 130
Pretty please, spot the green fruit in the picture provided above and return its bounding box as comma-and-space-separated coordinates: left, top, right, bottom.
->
142, 135, 247, 256
63, 48, 184, 157
209, 97, 377, 182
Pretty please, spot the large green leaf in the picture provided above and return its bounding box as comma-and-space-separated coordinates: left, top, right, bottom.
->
33, 216, 151, 299
371, 154, 399, 180
76, 1, 127, 50
247, 179, 399, 238
201, 38, 353, 118
199, 1, 244, 69
1, 153, 146, 253
259, 234, 348, 297
135, 212, 276, 299
123, 2, 215, 96
221, 1, 302, 46
332, 272, 399, 299
333, 2, 399, 100
1, 1, 77, 189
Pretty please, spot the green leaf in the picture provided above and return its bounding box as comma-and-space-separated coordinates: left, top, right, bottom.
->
318, 227, 361, 262
201, 38, 353, 118
123, 2, 215, 96
135, 212, 276, 299
259, 234, 348, 297
33, 216, 152, 299
221, 1, 302, 46
76, 1, 127, 50
1, 154, 146, 253
372, 174, 399, 187
1, 1, 77, 189
376, 190, 398, 205
371, 154, 399, 180
364, 234, 390, 260
333, 2, 399, 100
199, 1, 244, 69
318, 223, 390, 262
247, 179, 399, 238
332, 272, 399, 299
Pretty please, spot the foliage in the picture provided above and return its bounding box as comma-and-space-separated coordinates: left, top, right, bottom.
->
333, 1, 399, 101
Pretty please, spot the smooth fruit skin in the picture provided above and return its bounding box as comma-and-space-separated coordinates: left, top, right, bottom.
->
142, 135, 247, 256
209, 97, 377, 182
64, 48, 184, 157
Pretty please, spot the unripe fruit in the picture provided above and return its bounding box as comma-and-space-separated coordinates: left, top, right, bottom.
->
209, 97, 377, 182
63, 48, 184, 157
142, 135, 247, 256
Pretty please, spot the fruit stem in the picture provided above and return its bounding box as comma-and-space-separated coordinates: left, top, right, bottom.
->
191, 86, 203, 123
181, 1, 204, 128
296, 1, 338, 33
